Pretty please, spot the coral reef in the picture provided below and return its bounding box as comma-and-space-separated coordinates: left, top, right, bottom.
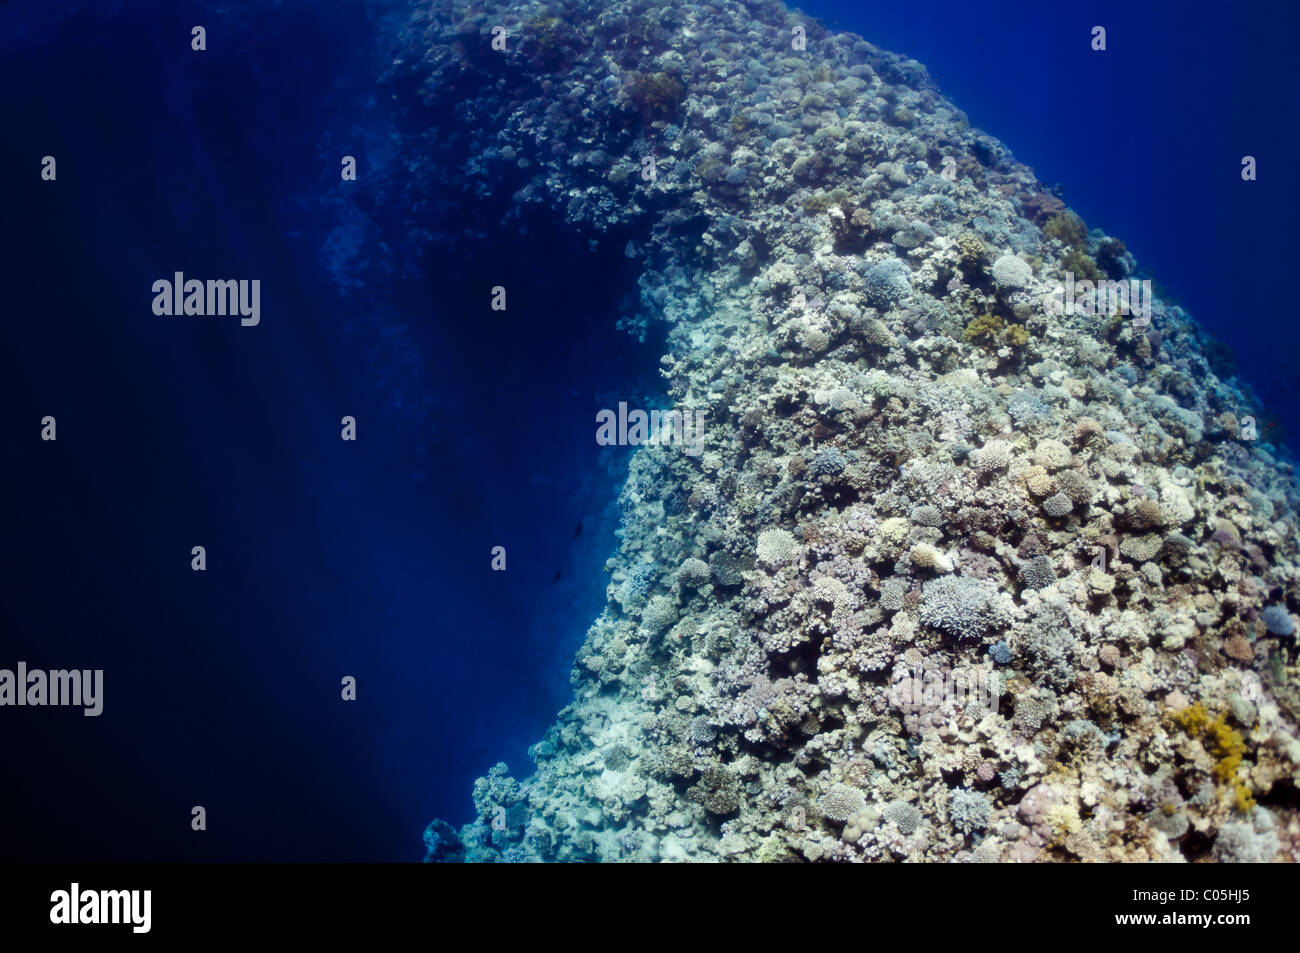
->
393, 0, 1300, 863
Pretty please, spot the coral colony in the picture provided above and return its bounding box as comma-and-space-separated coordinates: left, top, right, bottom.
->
405, 1, 1299, 862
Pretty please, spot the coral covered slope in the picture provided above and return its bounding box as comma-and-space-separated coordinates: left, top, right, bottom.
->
400, 0, 1300, 862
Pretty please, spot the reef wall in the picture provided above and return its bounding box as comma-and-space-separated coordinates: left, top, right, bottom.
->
398, 0, 1300, 862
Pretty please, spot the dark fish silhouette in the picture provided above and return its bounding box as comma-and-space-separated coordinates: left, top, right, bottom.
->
573, 521, 583, 539
552, 569, 562, 584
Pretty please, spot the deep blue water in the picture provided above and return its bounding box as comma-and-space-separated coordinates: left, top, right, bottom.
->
1, 0, 1295, 861
802, 0, 1300, 446
0, 1, 660, 860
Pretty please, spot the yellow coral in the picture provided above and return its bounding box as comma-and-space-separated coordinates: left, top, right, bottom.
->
1231, 782, 1256, 813
963, 312, 1029, 350
1171, 704, 1255, 812
1171, 702, 1210, 736
1207, 714, 1247, 784
963, 311, 1003, 344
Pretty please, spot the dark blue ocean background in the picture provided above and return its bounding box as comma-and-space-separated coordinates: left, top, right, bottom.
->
0, 0, 1295, 860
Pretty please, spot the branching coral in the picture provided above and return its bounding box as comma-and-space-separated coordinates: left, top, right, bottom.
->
919, 576, 1012, 642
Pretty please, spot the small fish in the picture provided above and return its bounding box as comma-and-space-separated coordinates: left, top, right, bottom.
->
573, 521, 583, 539
552, 569, 562, 584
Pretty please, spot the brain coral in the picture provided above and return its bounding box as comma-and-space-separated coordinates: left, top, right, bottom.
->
1032, 439, 1071, 471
